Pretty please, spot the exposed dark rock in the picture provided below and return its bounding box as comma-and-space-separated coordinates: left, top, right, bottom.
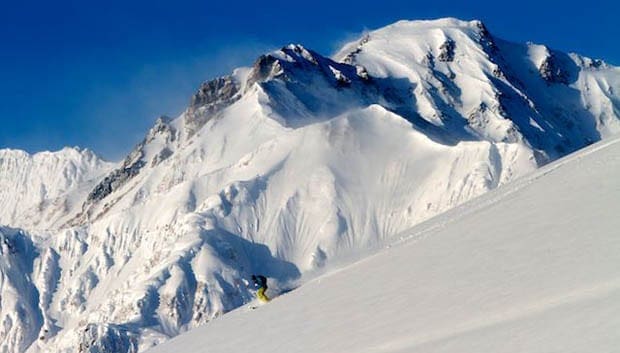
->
86, 117, 175, 204
185, 76, 241, 136
502, 125, 521, 143
475, 20, 498, 55
588, 59, 603, 69
246, 55, 282, 87
342, 34, 370, 64
147, 116, 176, 144
334, 71, 352, 86
249, 45, 370, 93
190, 77, 238, 110
77, 324, 138, 353
438, 39, 455, 62
151, 147, 173, 167
467, 102, 490, 131
539, 54, 570, 84
86, 158, 145, 204
1, 232, 17, 255
356, 65, 370, 80
475, 20, 490, 37
492, 66, 505, 79
289, 44, 318, 64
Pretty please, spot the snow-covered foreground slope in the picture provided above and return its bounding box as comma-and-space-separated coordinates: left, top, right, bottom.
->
149, 135, 620, 353
1, 18, 619, 353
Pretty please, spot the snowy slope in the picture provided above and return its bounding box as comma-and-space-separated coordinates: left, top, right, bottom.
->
0, 148, 113, 230
0, 18, 619, 353
334, 18, 620, 155
148, 133, 620, 353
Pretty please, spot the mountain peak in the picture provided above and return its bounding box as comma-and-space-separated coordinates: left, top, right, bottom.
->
1, 18, 619, 353
0, 146, 106, 165
0, 146, 113, 230
333, 17, 494, 64
390, 17, 486, 29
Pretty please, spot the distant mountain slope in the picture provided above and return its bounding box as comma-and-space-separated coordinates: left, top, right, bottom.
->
148, 132, 620, 353
0, 18, 618, 353
0, 148, 113, 230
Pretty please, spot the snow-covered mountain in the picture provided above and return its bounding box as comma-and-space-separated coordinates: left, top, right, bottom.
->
148, 132, 620, 353
0, 148, 113, 230
0, 18, 619, 353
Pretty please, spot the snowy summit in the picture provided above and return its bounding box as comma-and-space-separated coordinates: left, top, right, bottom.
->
0, 18, 618, 353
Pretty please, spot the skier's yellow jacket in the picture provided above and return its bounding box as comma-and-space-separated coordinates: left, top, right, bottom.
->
257, 287, 270, 302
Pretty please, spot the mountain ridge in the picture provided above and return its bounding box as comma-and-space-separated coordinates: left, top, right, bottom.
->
0, 18, 618, 353
0, 147, 114, 230
147, 134, 620, 353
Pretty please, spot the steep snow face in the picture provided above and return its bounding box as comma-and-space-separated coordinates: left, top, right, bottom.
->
24, 103, 536, 353
147, 135, 620, 353
1, 18, 619, 353
334, 18, 620, 157
0, 148, 114, 230
0, 227, 44, 353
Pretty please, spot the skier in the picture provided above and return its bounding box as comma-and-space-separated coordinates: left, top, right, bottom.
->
251, 274, 270, 302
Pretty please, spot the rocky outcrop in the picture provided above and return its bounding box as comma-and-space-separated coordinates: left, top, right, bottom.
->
77, 324, 138, 353
246, 55, 282, 87
438, 39, 455, 62
2, 18, 619, 353
86, 157, 144, 204
539, 53, 571, 84
86, 116, 176, 205
474, 20, 498, 54
185, 76, 241, 137
341, 34, 370, 64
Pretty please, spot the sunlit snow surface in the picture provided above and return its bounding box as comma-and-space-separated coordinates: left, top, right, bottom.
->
149, 136, 620, 353
0, 18, 618, 353
0, 148, 113, 230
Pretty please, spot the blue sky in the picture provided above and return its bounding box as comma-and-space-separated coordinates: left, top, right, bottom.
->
1, 0, 618, 160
